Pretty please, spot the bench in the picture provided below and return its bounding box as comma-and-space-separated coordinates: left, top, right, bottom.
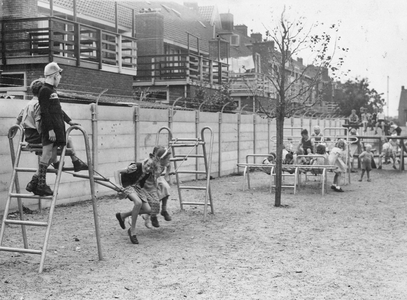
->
237, 154, 337, 195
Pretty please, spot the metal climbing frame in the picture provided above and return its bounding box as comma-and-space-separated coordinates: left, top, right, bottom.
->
0, 125, 102, 273
156, 126, 214, 221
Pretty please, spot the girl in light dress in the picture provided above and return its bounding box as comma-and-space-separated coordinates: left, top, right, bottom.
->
328, 139, 347, 192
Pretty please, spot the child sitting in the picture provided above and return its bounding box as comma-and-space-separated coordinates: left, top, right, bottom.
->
311, 125, 325, 146
378, 138, 396, 169
298, 129, 315, 155
358, 144, 374, 182
143, 146, 173, 228
310, 144, 329, 175
262, 152, 276, 175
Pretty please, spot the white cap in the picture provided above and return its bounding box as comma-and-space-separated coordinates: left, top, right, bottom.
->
44, 62, 63, 77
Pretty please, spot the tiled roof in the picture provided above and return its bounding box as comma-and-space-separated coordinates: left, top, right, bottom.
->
39, 0, 132, 27
198, 6, 214, 22
38, 1, 257, 56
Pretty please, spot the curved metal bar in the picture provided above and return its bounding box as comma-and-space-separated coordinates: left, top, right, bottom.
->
200, 126, 214, 221
198, 99, 209, 112
240, 104, 248, 113
156, 126, 173, 147
1, 125, 28, 249
95, 88, 108, 106
171, 97, 183, 110
65, 125, 103, 261
221, 101, 232, 113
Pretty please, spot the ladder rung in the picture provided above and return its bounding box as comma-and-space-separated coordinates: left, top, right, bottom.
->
5, 219, 48, 226
170, 157, 187, 161
176, 170, 207, 174
10, 193, 53, 200
0, 246, 42, 255
14, 167, 38, 172
181, 202, 209, 206
171, 143, 204, 147
179, 186, 207, 190
171, 138, 200, 142
173, 154, 204, 158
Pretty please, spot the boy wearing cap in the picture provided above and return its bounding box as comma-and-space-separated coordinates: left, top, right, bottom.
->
11, 78, 87, 194
35, 62, 86, 196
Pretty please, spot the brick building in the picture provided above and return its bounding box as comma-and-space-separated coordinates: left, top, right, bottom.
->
0, 0, 336, 114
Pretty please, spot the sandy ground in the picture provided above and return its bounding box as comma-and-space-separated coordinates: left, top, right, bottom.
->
1, 164, 407, 300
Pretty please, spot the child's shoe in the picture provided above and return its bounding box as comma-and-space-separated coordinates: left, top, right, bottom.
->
161, 211, 172, 221
26, 175, 38, 193
34, 184, 53, 196
358, 179, 362, 182
142, 215, 153, 229
127, 229, 139, 244
73, 160, 88, 172
151, 215, 160, 228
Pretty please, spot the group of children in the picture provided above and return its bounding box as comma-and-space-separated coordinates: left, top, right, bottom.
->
262, 125, 382, 192
12, 62, 172, 245
348, 107, 396, 136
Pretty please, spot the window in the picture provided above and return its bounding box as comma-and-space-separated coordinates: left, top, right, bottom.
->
230, 34, 240, 46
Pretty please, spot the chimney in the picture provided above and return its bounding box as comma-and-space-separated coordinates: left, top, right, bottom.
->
403, 86, 405, 90
297, 57, 303, 66
251, 33, 262, 42
2, 0, 38, 18
220, 13, 234, 31
234, 24, 248, 37
183, 2, 199, 11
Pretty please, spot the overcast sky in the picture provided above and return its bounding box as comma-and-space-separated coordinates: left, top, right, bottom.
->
174, 0, 406, 117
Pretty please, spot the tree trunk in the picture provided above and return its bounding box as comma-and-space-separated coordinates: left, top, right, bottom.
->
274, 113, 285, 207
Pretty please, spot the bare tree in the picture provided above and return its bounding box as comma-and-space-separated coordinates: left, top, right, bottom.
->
252, 8, 347, 206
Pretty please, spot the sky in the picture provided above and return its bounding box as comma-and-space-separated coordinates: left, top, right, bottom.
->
175, 0, 407, 117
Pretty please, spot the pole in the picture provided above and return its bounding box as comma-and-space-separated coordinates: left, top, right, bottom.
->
387, 76, 389, 117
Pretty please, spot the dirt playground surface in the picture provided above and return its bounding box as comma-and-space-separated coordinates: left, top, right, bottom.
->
1, 166, 407, 300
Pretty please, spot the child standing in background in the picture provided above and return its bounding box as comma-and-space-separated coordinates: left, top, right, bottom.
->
358, 144, 374, 182
328, 139, 347, 192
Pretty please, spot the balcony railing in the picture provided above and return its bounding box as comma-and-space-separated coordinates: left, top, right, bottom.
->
229, 72, 276, 98
0, 17, 137, 74
135, 53, 229, 86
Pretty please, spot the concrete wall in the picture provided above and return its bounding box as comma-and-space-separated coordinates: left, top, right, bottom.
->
0, 99, 344, 213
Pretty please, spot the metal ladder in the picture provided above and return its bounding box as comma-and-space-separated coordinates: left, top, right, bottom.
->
0, 125, 102, 273
156, 126, 214, 221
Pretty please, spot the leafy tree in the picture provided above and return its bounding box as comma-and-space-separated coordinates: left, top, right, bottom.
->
256, 8, 347, 207
334, 78, 385, 116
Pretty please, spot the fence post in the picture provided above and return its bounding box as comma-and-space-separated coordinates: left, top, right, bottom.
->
253, 114, 257, 155
268, 117, 271, 153
237, 112, 241, 172
218, 111, 222, 178
134, 106, 140, 162
195, 110, 199, 180
90, 103, 98, 175
168, 107, 173, 131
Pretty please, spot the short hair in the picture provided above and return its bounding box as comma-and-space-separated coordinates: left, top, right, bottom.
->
30, 78, 45, 96
316, 144, 326, 154
301, 129, 308, 135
